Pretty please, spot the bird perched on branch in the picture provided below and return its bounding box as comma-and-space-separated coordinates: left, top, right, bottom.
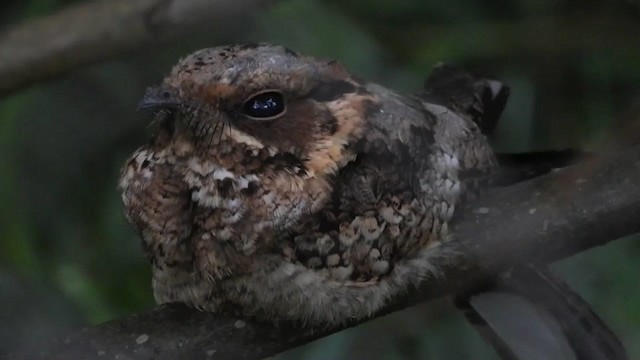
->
120, 44, 626, 359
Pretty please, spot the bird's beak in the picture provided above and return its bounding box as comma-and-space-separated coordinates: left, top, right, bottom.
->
137, 86, 181, 112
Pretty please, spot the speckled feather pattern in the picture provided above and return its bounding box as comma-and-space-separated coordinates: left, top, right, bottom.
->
119, 44, 496, 326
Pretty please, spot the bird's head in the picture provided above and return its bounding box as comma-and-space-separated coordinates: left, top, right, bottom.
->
140, 44, 376, 170
124, 44, 379, 254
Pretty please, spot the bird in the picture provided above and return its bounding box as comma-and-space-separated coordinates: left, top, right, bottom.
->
119, 43, 626, 358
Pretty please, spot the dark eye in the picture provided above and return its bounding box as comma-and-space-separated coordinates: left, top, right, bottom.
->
242, 91, 286, 119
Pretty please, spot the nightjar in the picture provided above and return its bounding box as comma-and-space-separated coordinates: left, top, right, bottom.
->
119, 43, 503, 326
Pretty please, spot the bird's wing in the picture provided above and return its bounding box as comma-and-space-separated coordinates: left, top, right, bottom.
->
355, 82, 496, 201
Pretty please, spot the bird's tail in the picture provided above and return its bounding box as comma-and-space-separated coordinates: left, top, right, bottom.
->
454, 266, 628, 360
422, 63, 626, 359
421, 62, 510, 135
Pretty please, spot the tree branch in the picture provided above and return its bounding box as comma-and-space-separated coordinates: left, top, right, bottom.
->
0, 0, 278, 98
7, 144, 640, 360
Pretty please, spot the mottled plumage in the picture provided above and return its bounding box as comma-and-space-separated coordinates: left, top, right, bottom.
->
119, 44, 497, 326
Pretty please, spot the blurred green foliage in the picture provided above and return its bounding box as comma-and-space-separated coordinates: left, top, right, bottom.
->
1, 0, 639, 358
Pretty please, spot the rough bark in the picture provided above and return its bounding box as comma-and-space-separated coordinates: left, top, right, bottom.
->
7, 145, 640, 360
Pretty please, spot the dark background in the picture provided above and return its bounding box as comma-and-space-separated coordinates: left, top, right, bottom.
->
1, 0, 639, 358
